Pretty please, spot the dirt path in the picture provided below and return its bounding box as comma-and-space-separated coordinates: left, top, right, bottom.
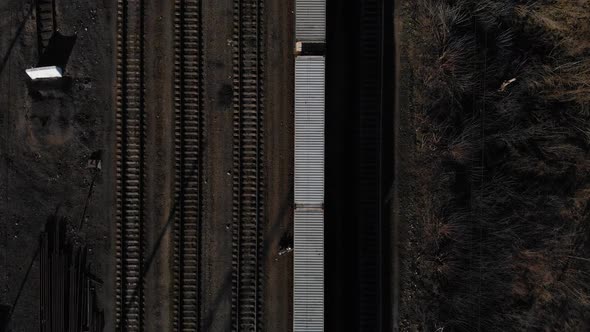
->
142, 0, 175, 330
199, 0, 235, 329
262, 0, 295, 330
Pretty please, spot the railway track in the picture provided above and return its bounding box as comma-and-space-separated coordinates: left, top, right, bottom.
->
172, 0, 204, 331
231, 0, 265, 330
115, 0, 145, 330
358, 0, 384, 329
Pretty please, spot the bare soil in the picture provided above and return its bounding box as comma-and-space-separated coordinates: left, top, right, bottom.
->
262, 0, 295, 330
0, 0, 114, 331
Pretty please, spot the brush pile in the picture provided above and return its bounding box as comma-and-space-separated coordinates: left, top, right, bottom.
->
400, 0, 590, 330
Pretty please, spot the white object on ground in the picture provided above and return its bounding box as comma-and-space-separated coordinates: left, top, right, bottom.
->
87, 159, 102, 170
25, 66, 63, 80
499, 77, 517, 92
295, 41, 303, 54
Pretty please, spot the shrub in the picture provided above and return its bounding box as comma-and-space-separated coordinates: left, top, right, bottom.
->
400, 0, 590, 330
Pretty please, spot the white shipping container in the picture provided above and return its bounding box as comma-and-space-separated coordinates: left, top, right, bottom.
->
25, 66, 63, 80
294, 209, 324, 332
294, 56, 325, 205
294, 55, 325, 331
296, 0, 326, 43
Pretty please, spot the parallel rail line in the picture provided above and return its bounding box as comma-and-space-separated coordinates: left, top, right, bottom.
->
115, 0, 145, 330
231, 0, 265, 330
173, 0, 204, 331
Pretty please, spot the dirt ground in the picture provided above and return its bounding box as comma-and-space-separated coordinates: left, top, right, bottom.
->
0, 0, 293, 331
262, 0, 295, 330
0, 0, 114, 331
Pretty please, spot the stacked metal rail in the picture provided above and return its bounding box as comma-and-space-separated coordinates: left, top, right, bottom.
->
40, 217, 104, 332
294, 0, 326, 331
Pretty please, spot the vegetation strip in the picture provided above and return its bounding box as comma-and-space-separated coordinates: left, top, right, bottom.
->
399, 0, 590, 329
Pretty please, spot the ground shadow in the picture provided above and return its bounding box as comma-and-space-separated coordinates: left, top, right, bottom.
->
0, 304, 10, 332
27, 76, 73, 100
38, 31, 77, 69
0, 1, 34, 76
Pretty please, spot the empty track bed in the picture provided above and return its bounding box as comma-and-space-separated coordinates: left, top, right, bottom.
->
115, 0, 145, 330
173, 0, 204, 331
231, 0, 265, 330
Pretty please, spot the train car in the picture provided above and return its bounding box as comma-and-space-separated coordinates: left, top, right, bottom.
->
294, 0, 326, 330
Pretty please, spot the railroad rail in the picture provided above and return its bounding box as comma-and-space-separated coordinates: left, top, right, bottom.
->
357, 0, 385, 329
115, 0, 145, 330
231, 0, 265, 330
172, 0, 204, 331
36, 0, 55, 55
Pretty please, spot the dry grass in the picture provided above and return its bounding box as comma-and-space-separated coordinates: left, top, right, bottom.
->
516, 0, 590, 56
530, 60, 590, 105
400, 0, 590, 330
